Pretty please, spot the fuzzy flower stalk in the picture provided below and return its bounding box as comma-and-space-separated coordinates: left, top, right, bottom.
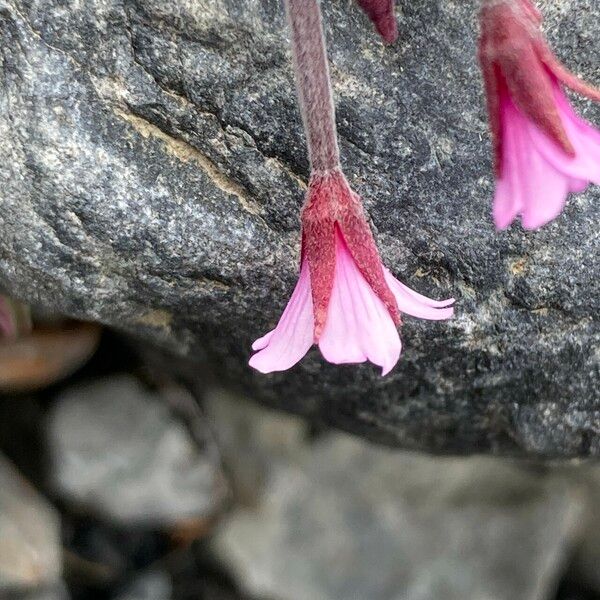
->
479, 0, 600, 230
249, 0, 453, 375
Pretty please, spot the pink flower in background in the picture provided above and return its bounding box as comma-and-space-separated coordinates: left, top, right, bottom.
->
356, 0, 398, 44
249, 171, 454, 375
478, 0, 600, 230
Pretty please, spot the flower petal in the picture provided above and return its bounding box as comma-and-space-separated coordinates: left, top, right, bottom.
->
517, 111, 570, 230
383, 269, 455, 308
568, 178, 588, 194
493, 96, 526, 229
525, 85, 600, 185
520, 166, 568, 230
249, 263, 314, 373
383, 270, 454, 320
493, 91, 594, 230
251, 330, 275, 352
318, 230, 401, 376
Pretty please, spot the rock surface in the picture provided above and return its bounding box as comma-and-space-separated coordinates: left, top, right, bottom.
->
48, 375, 227, 526
570, 465, 600, 593
114, 571, 172, 600
0, 455, 62, 592
17, 584, 71, 600
206, 391, 585, 600
0, 0, 598, 457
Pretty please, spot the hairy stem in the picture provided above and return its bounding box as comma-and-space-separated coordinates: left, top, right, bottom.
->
285, 0, 340, 172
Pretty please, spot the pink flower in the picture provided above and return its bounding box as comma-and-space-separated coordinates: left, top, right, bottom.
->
255, 0, 453, 376
355, 0, 398, 44
249, 170, 454, 375
478, 0, 600, 230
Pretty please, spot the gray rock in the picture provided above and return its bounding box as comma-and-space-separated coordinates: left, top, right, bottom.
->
17, 583, 71, 600
0, 0, 598, 457
204, 387, 308, 505
569, 464, 600, 593
114, 570, 172, 600
48, 375, 227, 526
0, 455, 62, 592
206, 392, 584, 600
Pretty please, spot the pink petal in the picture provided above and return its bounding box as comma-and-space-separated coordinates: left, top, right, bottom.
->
383, 269, 455, 309
554, 81, 600, 147
568, 177, 588, 194
493, 96, 526, 229
318, 230, 401, 376
516, 109, 570, 230
251, 330, 274, 352
383, 270, 454, 320
493, 87, 600, 230
249, 262, 314, 373
525, 86, 600, 185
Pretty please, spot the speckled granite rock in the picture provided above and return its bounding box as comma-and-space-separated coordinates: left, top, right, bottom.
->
0, 0, 598, 457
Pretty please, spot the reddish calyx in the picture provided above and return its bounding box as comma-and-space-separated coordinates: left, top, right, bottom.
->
301, 169, 400, 339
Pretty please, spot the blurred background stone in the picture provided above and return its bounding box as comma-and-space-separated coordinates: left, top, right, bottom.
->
0, 323, 101, 393
205, 391, 588, 600
203, 388, 307, 506
0, 356, 599, 600
48, 375, 227, 527
567, 465, 600, 594
0, 455, 62, 593
14, 583, 71, 600
113, 570, 172, 600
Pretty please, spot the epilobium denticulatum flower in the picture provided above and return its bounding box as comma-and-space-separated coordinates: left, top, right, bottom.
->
249, 0, 454, 375
479, 0, 600, 230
